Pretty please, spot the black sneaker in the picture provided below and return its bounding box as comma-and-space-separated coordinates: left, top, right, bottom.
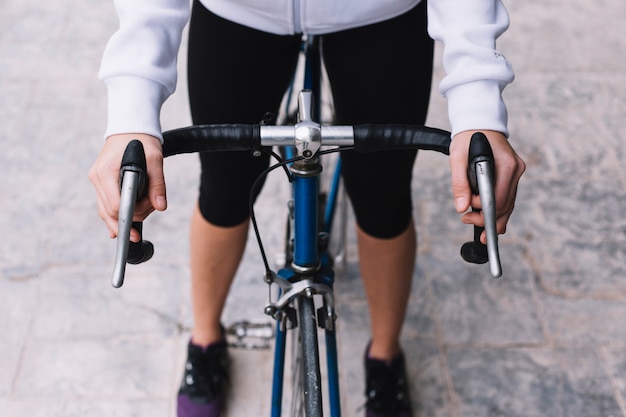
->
364, 348, 413, 417
177, 339, 229, 417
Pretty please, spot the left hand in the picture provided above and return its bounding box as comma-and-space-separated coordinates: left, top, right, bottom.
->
448, 130, 526, 243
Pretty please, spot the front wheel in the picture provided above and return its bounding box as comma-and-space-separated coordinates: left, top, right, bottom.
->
289, 296, 323, 417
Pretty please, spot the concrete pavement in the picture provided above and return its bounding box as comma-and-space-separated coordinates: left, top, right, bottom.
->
1, 0, 626, 416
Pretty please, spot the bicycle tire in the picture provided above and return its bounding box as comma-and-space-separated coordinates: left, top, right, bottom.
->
288, 296, 323, 417
288, 323, 304, 417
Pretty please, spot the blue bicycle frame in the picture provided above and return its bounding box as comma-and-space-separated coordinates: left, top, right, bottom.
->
271, 35, 343, 417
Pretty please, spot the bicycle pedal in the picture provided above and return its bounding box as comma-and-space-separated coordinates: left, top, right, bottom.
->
226, 320, 274, 350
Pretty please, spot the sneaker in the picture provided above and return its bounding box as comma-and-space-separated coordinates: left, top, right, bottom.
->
177, 339, 229, 417
364, 347, 413, 417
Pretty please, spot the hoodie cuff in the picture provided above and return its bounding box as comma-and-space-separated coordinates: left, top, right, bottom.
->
445, 80, 509, 138
103, 76, 170, 143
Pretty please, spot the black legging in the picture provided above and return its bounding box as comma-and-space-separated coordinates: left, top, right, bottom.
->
187, 0, 433, 239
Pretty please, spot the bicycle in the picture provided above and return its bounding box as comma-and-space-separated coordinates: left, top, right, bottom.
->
110, 36, 502, 417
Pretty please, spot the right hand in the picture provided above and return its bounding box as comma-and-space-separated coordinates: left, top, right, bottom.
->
88, 133, 167, 242
448, 130, 525, 244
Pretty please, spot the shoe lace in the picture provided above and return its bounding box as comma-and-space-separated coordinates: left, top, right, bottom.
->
363, 362, 409, 416
183, 345, 229, 400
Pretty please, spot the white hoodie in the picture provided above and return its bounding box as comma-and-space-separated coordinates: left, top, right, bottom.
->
99, 0, 514, 141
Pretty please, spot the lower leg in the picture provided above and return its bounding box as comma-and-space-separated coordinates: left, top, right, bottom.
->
357, 219, 416, 361
189, 203, 249, 347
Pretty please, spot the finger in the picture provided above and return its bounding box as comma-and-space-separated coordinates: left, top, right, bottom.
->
90, 167, 119, 231
469, 193, 482, 210
96, 196, 119, 239
449, 143, 472, 213
102, 202, 144, 243
464, 198, 514, 239
493, 160, 524, 234
493, 146, 525, 211
89, 155, 122, 221
129, 226, 142, 243
148, 173, 167, 212
133, 197, 156, 222
145, 143, 167, 212
493, 159, 517, 213
461, 210, 484, 227
96, 188, 145, 243
496, 214, 509, 236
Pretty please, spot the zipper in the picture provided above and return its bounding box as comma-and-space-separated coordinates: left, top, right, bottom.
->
293, 0, 302, 33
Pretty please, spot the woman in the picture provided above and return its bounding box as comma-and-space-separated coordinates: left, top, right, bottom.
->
89, 1, 525, 416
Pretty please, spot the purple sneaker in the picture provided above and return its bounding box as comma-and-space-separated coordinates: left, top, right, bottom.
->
177, 339, 229, 417
364, 348, 413, 417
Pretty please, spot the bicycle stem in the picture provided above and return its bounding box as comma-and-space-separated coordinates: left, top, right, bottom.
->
295, 90, 321, 158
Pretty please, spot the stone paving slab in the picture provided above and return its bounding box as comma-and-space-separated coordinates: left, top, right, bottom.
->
2, 0, 626, 416
426, 244, 545, 347
446, 347, 625, 417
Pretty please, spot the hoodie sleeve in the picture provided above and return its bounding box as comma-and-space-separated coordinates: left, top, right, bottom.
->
98, 0, 191, 141
427, 0, 514, 137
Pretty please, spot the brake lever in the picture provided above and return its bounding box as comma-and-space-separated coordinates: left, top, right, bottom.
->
111, 140, 154, 288
460, 132, 502, 278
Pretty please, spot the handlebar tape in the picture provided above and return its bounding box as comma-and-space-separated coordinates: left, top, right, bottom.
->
161, 124, 451, 157
162, 124, 260, 157
353, 124, 450, 154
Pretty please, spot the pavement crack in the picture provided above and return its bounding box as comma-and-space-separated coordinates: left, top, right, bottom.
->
124, 301, 190, 334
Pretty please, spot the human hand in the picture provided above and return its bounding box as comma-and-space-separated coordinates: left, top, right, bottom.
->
449, 130, 525, 243
88, 133, 167, 242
